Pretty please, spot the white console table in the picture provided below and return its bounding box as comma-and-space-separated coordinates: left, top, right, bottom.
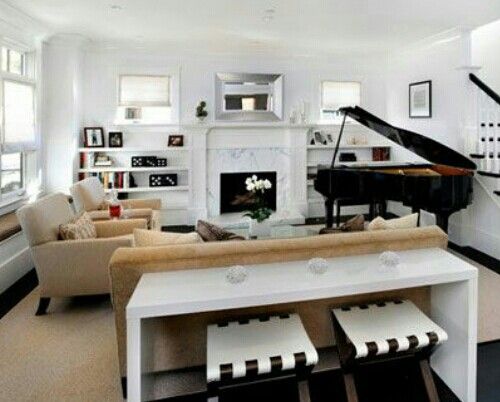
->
126, 247, 478, 401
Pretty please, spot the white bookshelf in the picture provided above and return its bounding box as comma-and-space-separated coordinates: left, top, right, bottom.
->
78, 166, 189, 173
104, 186, 189, 193
78, 147, 190, 153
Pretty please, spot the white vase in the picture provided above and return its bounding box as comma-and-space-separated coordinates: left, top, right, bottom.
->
249, 219, 271, 238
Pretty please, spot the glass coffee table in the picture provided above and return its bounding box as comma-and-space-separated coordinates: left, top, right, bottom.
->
231, 224, 320, 240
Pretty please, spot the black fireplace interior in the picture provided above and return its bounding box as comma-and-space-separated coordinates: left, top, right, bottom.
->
220, 171, 277, 214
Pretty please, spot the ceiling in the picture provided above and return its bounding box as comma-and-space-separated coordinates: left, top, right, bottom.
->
6, 0, 500, 55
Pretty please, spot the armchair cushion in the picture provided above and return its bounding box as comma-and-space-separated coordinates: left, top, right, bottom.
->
70, 177, 106, 212
94, 218, 147, 238
133, 229, 202, 247
16, 193, 75, 247
59, 212, 97, 240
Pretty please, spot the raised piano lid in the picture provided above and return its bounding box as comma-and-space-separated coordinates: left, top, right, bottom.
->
340, 106, 477, 171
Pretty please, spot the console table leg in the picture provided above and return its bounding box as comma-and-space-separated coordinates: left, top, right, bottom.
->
127, 317, 142, 402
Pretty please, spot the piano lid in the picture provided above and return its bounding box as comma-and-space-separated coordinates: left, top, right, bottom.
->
340, 106, 477, 170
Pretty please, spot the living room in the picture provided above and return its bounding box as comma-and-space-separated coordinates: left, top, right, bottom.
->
0, 1, 500, 401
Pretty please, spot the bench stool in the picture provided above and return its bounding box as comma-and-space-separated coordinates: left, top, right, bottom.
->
332, 300, 448, 402
206, 314, 318, 402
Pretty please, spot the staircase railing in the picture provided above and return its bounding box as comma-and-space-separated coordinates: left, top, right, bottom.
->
468, 73, 500, 201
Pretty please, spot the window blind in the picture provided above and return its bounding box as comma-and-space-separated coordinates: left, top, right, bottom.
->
119, 75, 171, 107
322, 81, 361, 110
2, 80, 36, 152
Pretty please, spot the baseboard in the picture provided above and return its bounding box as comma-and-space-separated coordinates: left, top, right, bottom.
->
448, 242, 500, 274
0, 233, 33, 294
0, 267, 37, 320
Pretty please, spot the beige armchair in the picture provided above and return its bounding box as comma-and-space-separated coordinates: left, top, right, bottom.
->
70, 177, 162, 230
16, 193, 147, 315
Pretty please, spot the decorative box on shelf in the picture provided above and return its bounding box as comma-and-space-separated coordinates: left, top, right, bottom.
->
149, 174, 178, 187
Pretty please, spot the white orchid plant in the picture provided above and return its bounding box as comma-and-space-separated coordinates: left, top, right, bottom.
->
243, 175, 273, 222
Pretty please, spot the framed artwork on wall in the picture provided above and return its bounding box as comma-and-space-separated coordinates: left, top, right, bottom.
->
83, 127, 105, 148
409, 80, 432, 118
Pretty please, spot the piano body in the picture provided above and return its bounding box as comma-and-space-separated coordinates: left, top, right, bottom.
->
314, 106, 476, 232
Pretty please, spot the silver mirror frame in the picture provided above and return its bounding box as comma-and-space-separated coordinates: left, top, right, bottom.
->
214, 73, 284, 122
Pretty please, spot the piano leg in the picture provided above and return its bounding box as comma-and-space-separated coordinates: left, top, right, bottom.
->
435, 212, 451, 233
412, 207, 421, 227
325, 199, 334, 228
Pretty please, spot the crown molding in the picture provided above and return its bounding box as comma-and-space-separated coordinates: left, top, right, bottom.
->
46, 33, 92, 49
0, 1, 52, 43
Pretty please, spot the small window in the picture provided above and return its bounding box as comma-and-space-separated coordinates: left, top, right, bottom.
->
321, 81, 361, 123
117, 75, 171, 124
1, 47, 26, 76
1, 153, 23, 195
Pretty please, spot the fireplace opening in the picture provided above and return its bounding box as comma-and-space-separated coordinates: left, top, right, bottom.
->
220, 171, 277, 214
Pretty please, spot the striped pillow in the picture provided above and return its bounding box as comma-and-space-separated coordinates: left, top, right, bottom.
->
59, 212, 97, 240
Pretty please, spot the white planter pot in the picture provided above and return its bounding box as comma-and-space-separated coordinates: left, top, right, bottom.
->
249, 219, 271, 238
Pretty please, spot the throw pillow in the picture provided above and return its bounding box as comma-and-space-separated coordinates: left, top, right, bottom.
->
59, 212, 97, 240
134, 229, 203, 247
318, 214, 365, 235
340, 214, 365, 232
196, 220, 245, 242
367, 213, 419, 231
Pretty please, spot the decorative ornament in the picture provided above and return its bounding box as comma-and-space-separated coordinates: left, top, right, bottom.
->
226, 265, 248, 284
308, 257, 328, 274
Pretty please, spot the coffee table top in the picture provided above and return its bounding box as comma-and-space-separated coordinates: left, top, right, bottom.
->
231, 224, 319, 240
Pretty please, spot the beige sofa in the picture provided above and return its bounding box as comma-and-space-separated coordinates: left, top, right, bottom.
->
109, 225, 448, 378
16, 193, 147, 315
70, 177, 162, 230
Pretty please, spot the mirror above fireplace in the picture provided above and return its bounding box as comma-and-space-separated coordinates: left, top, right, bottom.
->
215, 73, 283, 122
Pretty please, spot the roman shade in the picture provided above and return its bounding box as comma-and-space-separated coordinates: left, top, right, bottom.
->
2, 80, 36, 152
118, 74, 171, 107
321, 81, 360, 110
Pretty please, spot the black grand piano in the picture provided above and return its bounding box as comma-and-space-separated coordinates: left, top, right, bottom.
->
314, 106, 476, 232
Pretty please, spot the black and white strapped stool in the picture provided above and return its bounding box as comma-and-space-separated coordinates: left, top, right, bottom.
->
206, 314, 318, 402
332, 300, 448, 402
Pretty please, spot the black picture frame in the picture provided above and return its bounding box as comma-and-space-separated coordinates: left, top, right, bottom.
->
108, 131, 123, 148
168, 135, 184, 147
409, 80, 432, 118
83, 127, 105, 148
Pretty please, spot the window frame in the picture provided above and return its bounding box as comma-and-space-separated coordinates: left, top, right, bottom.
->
0, 40, 37, 205
320, 80, 361, 124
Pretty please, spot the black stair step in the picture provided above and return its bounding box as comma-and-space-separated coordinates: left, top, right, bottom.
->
478, 171, 500, 178
480, 137, 497, 142
494, 191, 500, 196
480, 123, 500, 127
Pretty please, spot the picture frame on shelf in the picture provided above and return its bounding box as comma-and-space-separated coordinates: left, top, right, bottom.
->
168, 135, 184, 147
125, 107, 142, 120
409, 80, 432, 118
108, 131, 123, 148
83, 127, 105, 148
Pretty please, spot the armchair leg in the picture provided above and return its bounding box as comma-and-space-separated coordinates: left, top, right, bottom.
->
35, 297, 50, 316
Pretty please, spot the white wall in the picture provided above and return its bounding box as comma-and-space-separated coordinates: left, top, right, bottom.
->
386, 30, 500, 258
472, 19, 500, 94
81, 49, 388, 126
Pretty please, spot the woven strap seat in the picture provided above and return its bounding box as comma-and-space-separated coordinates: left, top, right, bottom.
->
207, 314, 318, 383
332, 300, 448, 359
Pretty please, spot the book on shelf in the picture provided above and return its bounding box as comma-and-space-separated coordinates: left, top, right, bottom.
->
79, 171, 128, 189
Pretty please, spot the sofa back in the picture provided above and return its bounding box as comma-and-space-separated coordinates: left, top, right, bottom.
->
17, 193, 74, 247
70, 177, 106, 213
109, 226, 448, 376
